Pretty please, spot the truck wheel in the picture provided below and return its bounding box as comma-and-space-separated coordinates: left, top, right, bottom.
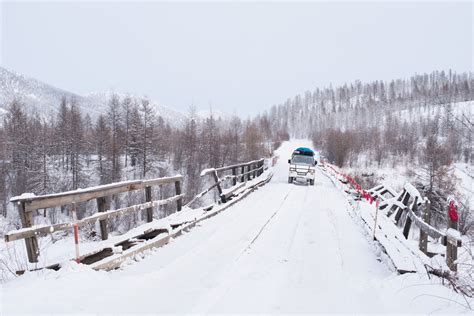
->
288, 177, 293, 183
310, 179, 315, 185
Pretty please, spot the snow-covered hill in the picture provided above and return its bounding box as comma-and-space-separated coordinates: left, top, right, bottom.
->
0, 67, 186, 127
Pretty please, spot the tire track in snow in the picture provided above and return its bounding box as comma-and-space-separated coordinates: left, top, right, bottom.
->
236, 187, 293, 261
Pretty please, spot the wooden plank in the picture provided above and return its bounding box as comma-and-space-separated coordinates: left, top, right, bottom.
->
446, 218, 459, 271
145, 186, 153, 222
419, 200, 430, 254
212, 170, 224, 203
18, 202, 39, 263
403, 197, 417, 239
175, 181, 182, 212
11, 176, 183, 212
232, 167, 237, 186
5, 195, 185, 242
394, 191, 410, 224
213, 159, 264, 174
220, 182, 245, 202
97, 197, 109, 240
140, 175, 183, 188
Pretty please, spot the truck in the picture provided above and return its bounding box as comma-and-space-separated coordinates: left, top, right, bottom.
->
288, 147, 317, 185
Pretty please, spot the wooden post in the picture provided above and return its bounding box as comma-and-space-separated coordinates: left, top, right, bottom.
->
96, 197, 109, 240
212, 170, 223, 203
395, 191, 410, 225
232, 167, 237, 186
419, 199, 430, 254
252, 163, 257, 178
387, 189, 406, 217
403, 196, 416, 239
247, 164, 251, 181
145, 186, 153, 222
175, 180, 182, 212
18, 202, 39, 263
446, 202, 459, 272
241, 166, 245, 182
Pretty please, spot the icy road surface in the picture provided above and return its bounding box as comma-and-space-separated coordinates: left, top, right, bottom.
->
1, 140, 471, 314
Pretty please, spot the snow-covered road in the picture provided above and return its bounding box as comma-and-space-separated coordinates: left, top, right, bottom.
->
1, 140, 470, 314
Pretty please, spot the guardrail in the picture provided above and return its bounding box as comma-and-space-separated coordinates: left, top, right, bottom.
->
7, 176, 183, 263
6, 158, 269, 268
377, 183, 462, 271
323, 162, 463, 272
200, 158, 265, 203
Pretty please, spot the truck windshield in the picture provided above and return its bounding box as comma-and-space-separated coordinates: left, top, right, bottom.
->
292, 155, 314, 165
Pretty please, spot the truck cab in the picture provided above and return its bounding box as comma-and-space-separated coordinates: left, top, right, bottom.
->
288, 147, 317, 185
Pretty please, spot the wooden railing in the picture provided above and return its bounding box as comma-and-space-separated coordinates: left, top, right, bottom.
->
7, 176, 184, 263
5, 158, 270, 267
200, 158, 265, 203
370, 183, 462, 271
323, 162, 463, 273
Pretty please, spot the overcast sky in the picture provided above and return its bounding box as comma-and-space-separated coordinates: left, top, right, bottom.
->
1, 1, 472, 116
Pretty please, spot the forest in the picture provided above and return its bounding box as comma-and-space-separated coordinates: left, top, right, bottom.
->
0, 69, 472, 236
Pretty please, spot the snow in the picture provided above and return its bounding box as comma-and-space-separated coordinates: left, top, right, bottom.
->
200, 168, 215, 176
404, 183, 423, 201
0, 140, 472, 313
9, 192, 36, 202
446, 228, 462, 242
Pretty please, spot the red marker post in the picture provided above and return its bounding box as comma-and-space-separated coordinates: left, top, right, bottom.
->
71, 203, 80, 264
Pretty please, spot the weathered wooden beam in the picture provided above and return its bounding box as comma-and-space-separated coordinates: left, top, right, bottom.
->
10, 176, 184, 212
419, 200, 430, 254
18, 202, 39, 263
175, 181, 182, 212
403, 197, 417, 239
394, 191, 410, 225
140, 175, 183, 188
213, 159, 264, 174
97, 197, 109, 240
446, 217, 459, 272
211, 170, 224, 203
5, 195, 185, 242
145, 186, 153, 222
406, 202, 445, 240
232, 167, 237, 186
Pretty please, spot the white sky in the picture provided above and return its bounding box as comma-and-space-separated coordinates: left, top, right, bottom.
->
1, 1, 473, 115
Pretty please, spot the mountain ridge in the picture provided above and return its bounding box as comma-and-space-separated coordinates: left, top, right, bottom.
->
0, 66, 188, 126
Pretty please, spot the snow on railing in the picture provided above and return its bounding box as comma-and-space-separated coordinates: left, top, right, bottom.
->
321, 161, 463, 272
7, 175, 184, 263
199, 158, 266, 204
6, 157, 271, 272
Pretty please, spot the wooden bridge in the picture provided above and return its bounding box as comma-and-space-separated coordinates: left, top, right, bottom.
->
4, 156, 463, 276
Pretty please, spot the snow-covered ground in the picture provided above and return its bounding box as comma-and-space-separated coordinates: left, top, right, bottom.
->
0, 140, 472, 313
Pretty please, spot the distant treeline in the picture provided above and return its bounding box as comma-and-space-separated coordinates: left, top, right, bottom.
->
1, 69, 472, 233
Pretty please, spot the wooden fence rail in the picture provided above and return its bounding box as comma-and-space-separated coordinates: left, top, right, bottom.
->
8, 175, 184, 263
6, 158, 269, 267
368, 183, 462, 271
200, 159, 265, 203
